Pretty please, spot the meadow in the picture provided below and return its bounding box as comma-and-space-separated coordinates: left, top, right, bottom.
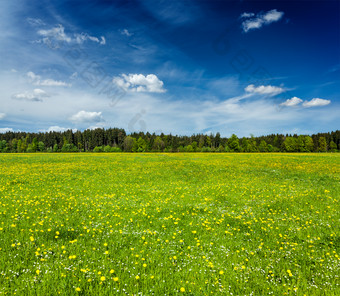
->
0, 153, 339, 295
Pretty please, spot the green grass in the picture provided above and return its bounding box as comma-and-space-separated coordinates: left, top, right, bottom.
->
0, 153, 339, 295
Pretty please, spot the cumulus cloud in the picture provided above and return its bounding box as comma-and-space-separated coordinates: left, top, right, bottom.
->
27, 71, 71, 87
241, 9, 284, 33
12, 89, 50, 102
280, 97, 331, 108
113, 74, 166, 93
0, 113, 6, 120
302, 98, 331, 108
280, 97, 303, 107
70, 111, 103, 123
36, 24, 105, 46
0, 128, 13, 133
245, 84, 284, 96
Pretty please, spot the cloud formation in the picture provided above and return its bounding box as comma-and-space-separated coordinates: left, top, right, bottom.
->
0, 113, 6, 120
241, 9, 284, 33
280, 97, 331, 108
120, 29, 133, 37
0, 128, 13, 133
245, 84, 284, 96
280, 96, 303, 107
27, 72, 71, 87
302, 98, 331, 108
113, 74, 166, 93
12, 89, 50, 102
70, 111, 103, 123
36, 25, 105, 46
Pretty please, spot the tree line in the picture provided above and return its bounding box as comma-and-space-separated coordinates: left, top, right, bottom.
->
0, 128, 339, 153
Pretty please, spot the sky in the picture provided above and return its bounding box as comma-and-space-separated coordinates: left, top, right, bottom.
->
0, 0, 339, 137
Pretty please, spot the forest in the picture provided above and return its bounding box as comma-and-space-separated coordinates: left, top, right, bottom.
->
0, 129, 339, 153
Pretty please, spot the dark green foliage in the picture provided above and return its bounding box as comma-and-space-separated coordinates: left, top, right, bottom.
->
0, 129, 339, 153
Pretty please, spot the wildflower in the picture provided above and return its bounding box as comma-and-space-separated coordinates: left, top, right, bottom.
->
180, 287, 185, 292
100, 276, 106, 281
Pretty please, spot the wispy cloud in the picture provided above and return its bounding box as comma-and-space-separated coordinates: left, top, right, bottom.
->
245, 84, 285, 96
0, 113, 6, 120
240, 9, 284, 33
12, 88, 50, 102
120, 29, 133, 37
26, 17, 45, 27
70, 111, 104, 123
36, 24, 106, 46
113, 74, 166, 93
27, 71, 71, 87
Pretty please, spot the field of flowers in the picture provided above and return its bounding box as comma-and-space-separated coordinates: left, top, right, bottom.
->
0, 153, 339, 295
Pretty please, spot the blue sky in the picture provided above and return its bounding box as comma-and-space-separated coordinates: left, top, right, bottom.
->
0, 0, 339, 137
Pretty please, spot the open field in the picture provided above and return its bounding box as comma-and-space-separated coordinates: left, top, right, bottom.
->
0, 153, 339, 295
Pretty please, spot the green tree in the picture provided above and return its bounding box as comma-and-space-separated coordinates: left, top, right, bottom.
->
227, 134, 240, 152
283, 137, 297, 152
304, 136, 314, 152
17, 139, 23, 153
123, 136, 136, 152
137, 137, 147, 152
318, 137, 327, 152
104, 145, 112, 152
53, 144, 59, 152
32, 138, 38, 152
38, 141, 45, 152
153, 136, 165, 151
329, 141, 337, 152
258, 140, 268, 152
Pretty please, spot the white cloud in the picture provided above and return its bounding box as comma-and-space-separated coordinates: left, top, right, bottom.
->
113, 74, 166, 93
120, 29, 133, 37
302, 98, 331, 108
240, 12, 255, 18
280, 96, 303, 107
27, 71, 71, 87
37, 24, 72, 43
12, 88, 50, 102
47, 126, 75, 132
0, 113, 6, 120
74, 33, 106, 45
26, 17, 45, 26
241, 9, 284, 33
36, 25, 105, 46
70, 111, 103, 123
245, 84, 284, 96
0, 127, 13, 133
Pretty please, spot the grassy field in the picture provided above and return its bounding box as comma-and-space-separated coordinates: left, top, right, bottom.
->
0, 153, 339, 295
